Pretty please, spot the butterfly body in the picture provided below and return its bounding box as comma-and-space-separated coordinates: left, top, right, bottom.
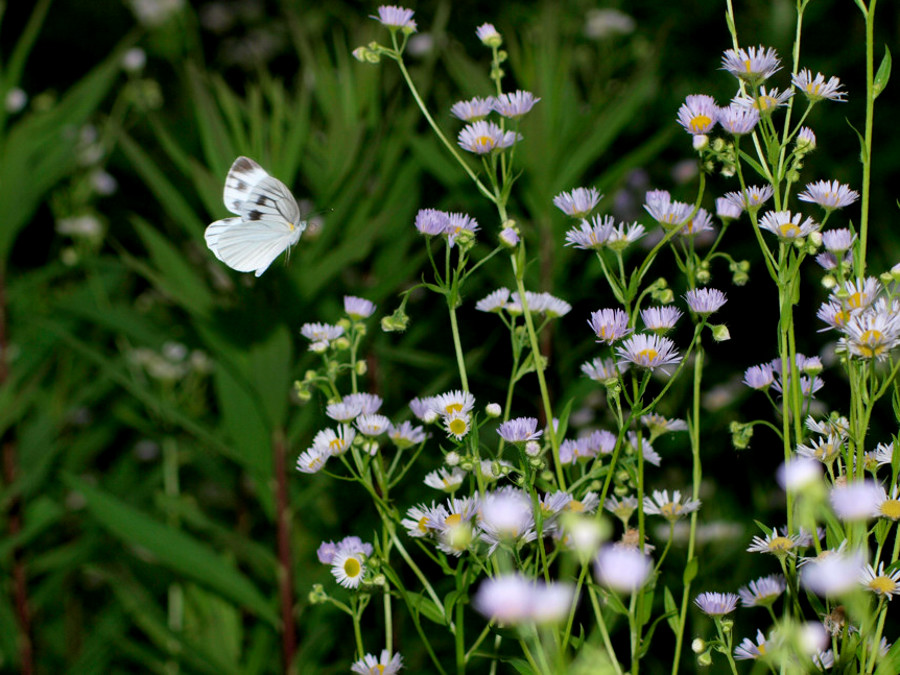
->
205, 156, 306, 277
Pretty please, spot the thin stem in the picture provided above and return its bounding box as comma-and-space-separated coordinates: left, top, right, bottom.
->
449, 305, 469, 391
857, 0, 877, 275
273, 428, 297, 671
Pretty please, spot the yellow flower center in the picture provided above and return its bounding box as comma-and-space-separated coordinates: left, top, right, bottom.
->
758, 643, 767, 656
690, 114, 712, 132
417, 516, 429, 533
445, 402, 464, 414
636, 348, 659, 363
661, 503, 681, 519
475, 135, 495, 152
778, 223, 801, 238
329, 438, 346, 453
757, 95, 777, 111
448, 417, 469, 436
567, 499, 585, 513
768, 536, 795, 552
743, 59, 753, 72
880, 499, 900, 520
848, 292, 865, 309
869, 576, 897, 595
343, 557, 361, 577
446, 513, 462, 527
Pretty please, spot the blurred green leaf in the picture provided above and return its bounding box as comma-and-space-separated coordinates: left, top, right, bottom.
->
67, 475, 278, 627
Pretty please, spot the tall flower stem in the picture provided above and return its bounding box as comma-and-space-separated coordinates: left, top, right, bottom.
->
671, 347, 704, 675
856, 0, 878, 276
273, 428, 297, 671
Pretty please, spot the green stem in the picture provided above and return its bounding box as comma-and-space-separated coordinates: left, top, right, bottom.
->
857, 0, 877, 276
449, 305, 469, 391
511, 259, 565, 490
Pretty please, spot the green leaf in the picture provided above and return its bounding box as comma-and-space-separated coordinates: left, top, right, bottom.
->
683, 556, 699, 585
64, 474, 278, 626
604, 588, 629, 616
405, 592, 447, 626
131, 215, 214, 316
118, 131, 208, 238
664, 586, 680, 636
876, 636, 900, 675
874, 45, 891, 99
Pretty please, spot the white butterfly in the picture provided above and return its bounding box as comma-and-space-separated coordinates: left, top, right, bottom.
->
204, 156, 306, 277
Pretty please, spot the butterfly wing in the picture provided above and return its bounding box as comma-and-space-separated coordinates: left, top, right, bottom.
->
205, 217, 303, 277
208, 156, 306, 276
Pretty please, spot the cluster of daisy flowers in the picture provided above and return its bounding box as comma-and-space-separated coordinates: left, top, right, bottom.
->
414, 208, 480, 248
299, 295, 377, 353
296, 392, 429, 473
474, 287, 572, 318
674, 44, 846, 149
817, 276, 900, 361
742, 352, 824, 399
403, 484, 599, 557
451, 89, 539, 155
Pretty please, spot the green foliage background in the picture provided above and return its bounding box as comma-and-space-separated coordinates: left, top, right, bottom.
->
1, 0, 899, 672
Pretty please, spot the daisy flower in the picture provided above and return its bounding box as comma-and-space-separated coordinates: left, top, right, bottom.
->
351, 650, 403, 675
747, 527, 803, 558
458, 120, 520, 154
593, 545, 652, 593
734, 629, 768, 660
733, 86, 793, 114
450, 96, 494, 122
722, 184, 774, 211
641, 413, 688, 437
478, 488, 537, 551
643, 489, 701, 522
860, 562, 900, 600
326, 400, 363, 423
739, 574, 786, 607
603, 495, 639, 524
616, 333, 682, 372
843, 311, 900, 360
797, 126, 817, 149
476, 22, 502, 47
743, 363, 775, 390
492, 90, 540, 118
553, 187, 602, 218
344, 295, 376, 320
641, 306, 682, 334
373, 5, 416, 32
679, 208, 715, 237
476, 288, 511, 313
798, 180, 859, 210
822, 228, 856, 254
718, 103, 760, 135
445, 212, 479, 247
296, 446, 329, 474
716, 196, 744, 221
792, 69, 847, 102
401, 502, 441, 538
800, 546, 866, 596
473, 574, 575, 624
721, 45, 781, 84
497, 417, 543, 443
565, 215, 615, 250
424, 467, 466, 491
694, 591, 739, 616
431, 390, 475, 418
685, 288, 727, 316
415, 208, 450, 236
758, 210, 819, 240
587, 308, 632, 344
796, 434, 843, 464
676, 94, 718, 135
830, 480, 883, 520
331, 549, 366, 588
355, 413, 391, 437
300, 322, 344, 350
581, 356, 625, 382
388, 420, 427, 449
643, 190, 692, 226
311, 425, 356, 456
343, 393, 383, 414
